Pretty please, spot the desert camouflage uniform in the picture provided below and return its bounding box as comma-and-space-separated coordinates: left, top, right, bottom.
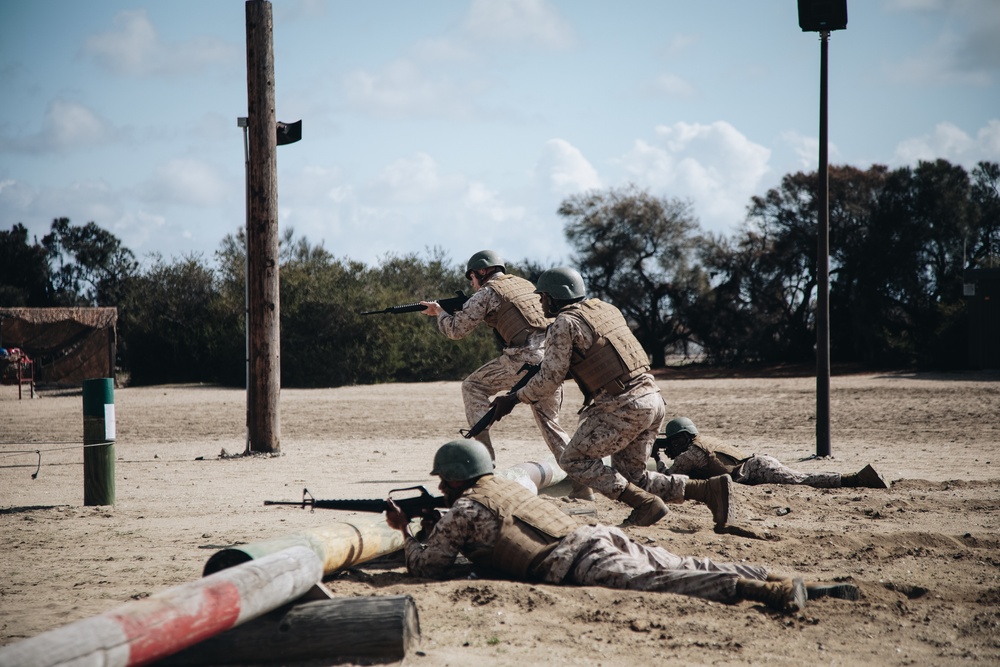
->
516, 304, 687, 503
403, 490, 767, 603
661, 437, 841, 488
435, 273, 569, 460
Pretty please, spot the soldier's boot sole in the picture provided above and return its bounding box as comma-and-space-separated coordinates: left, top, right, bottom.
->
806, 582, 861, 601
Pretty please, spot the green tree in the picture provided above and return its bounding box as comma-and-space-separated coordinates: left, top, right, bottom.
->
0, 224, 52, 306
41, 217, 138, 306
558, 185, 705, 367
117, 254, 242, 385
969, 161, 1000, 269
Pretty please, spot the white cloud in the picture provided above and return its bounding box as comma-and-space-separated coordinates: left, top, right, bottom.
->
0, 178, 38, 213
460, 0, 575, 50
781, 130, 820, 170
616, 121, 772, 232
343, 59, 482, 119
650, 73, 696, 98
534, 139, 601, 196
273, 153, 540, 265
140, 158, 230, 207
779, 130, 842, 171
412, 37, 474, 63
372, 153, 465, 203
0, 100, 115, 154
882, 0, 1000, 87
462, 182, 525, 223
660, 33, 699, 58
83, 9, 238, 78
894, 119, 1000, 166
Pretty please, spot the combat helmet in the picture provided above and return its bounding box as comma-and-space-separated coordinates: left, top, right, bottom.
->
430, 440, 495, 481
465, 250, 505, 278
665, 417, 699, 439
534, 267, 586, 300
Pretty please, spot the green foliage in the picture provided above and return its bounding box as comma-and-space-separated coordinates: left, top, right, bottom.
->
5, 156, 994, 381
559, 185, 707, 366
210, 234, 495, 387
117, 254, 243, 385
0, 224, 51, 306
41, 217, 138, 306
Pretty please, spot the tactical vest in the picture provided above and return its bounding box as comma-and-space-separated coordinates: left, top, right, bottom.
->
483, 274, 552, 346
565, 299, 650, 396
463, 475, 579, 579
688, 435, 749, 479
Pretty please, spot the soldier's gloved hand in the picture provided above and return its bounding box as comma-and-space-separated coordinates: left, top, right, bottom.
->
490, 393, 519, 422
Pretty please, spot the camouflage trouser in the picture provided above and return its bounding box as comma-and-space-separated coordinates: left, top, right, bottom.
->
539, 524, 767, 603
558, 387, 686, 502
462, 349, 569, 462
734, 454, 841, 488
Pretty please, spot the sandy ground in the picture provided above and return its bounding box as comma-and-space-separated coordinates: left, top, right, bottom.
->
1, 371, 999, 666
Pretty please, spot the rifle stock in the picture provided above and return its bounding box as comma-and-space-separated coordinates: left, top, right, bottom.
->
462, 363, 540, 439
360, 290, 468, 316
264, 486, 447, 519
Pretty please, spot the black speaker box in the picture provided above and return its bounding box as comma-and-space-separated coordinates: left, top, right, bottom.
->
798, 0, 848, 32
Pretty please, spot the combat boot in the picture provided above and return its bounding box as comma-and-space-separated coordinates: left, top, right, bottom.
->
683, 475, 733, 526
617, 482, 668, 527
568, 482, 596, 501
768, 574, 860, 600
841, 464, 888, 489
805, 582, 861, 600
736, 577, 807, 613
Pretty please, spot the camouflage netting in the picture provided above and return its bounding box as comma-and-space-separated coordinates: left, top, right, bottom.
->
0, 308, 117, 387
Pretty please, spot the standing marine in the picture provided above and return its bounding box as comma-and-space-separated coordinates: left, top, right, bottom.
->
419, 251, 580, 491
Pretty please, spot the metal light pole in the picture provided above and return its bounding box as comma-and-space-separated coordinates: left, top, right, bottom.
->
798, 0, 847, 458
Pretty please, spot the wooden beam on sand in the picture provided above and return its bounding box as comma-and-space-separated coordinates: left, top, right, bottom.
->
0, 546, 322, 667
204, 458, 568, 577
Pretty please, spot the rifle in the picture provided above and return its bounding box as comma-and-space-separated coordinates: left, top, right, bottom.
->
462, 363, 540, 439
651, 436, 670, 465
359, 290, 468, 316
264, 486, 447, 519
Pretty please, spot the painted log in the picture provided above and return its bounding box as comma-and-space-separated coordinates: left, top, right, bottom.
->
158, 595, 420, 665
0, 546, 322, 667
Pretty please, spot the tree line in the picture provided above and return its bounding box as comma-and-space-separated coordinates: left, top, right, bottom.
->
2, 158, 997, 386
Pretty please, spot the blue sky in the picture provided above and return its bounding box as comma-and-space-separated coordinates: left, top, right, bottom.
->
2, 0, 998, 270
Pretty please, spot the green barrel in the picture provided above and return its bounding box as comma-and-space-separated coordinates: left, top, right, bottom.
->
83, 378, 115, 506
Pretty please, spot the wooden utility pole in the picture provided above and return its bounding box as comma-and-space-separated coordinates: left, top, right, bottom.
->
245, 0, 280, 454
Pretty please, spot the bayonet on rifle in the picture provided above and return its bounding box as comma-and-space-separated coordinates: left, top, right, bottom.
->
359, 290, 468, 316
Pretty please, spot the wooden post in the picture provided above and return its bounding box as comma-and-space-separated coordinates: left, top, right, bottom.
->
158, 596, 421, 666
245, 0, 281, 454
83, 377, 115, 506
0, 546, 323, 667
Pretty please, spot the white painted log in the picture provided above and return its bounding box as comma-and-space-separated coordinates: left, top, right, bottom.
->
0, 546, 322, 667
